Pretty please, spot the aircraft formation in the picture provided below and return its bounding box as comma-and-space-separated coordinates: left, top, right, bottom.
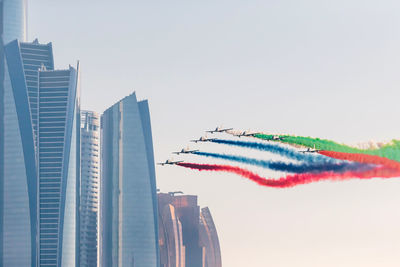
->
159, 127, 400, 188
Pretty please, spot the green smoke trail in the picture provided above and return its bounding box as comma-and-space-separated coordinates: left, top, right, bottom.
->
253, 134, 400, 162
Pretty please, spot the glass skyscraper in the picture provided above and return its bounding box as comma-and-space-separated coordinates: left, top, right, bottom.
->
158, 194, 185, 267
199, 207, 222, 267
80, 110, 100, 267
1, 0, 29, 266
4, 39, 80, 267
38, 67, 80, 267
100, 92, 159, 267
158, 193, 222, 267
2, 0, 27, 43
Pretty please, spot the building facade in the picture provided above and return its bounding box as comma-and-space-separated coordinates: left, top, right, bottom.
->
38, 67, 80, 267
199, 208, 222, 267
1, 0, 27, 43
80, 110, 100, 267
158, 194, 185, 267
158, 193, 222, 267
158, 194, 203, 267
0, 0, 28, 265
100, 92, 159, 267
4, 39, 81, 267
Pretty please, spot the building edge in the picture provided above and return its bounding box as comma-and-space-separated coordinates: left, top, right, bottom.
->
138, 100, 160, 267
100, 92, 160, 267
0, 3, 4, 263
4, 39, 38, 267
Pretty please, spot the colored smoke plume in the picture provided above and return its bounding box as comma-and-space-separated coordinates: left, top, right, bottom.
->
254, 134, 400, 162
319, 151, 400, 171
193, 151, 370, 173
177, 163, 400, 188
210, 139, 333, 163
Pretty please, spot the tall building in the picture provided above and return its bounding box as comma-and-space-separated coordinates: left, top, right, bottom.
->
100, 92, 159, 267
158, 194, 203, 267
158, 193, 222, 267
38, 67, 80, 267
158, 194, 186, 267
4, 39, 81, 267
1, 0, 27, 43
199, 208, 222, 267
0, 0, 28, 265
80, 110, 100, 267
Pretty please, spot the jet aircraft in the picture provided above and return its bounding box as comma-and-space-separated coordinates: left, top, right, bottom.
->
268, 135, 286, 141
206, 126, 233, 134
173, 147, 199, 155
235, 131, 261, 138
158, 159, 184, 166
300, 145, 322, 153
190, 136, 215, 143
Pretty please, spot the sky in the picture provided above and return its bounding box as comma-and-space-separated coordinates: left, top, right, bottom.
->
29, 1, 400, 266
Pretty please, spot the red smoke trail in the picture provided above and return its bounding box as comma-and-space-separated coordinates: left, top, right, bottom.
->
177, 162, 400, 188
318, 151, 400, 171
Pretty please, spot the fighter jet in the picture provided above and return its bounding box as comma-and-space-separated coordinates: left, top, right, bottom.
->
173, 147, 199, 155
206, 126, 233, 134
190, 136, 215, 143
268, 135, 286, 141
300, 145, 322, 153
235, 130, 261, 138
157, 159, 184, 166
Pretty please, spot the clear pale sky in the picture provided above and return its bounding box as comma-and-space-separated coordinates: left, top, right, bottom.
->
29, 1, 400, 266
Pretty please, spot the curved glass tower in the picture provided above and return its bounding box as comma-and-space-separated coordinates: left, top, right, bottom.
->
199, 207, 222, 267
4, 38, 81, 267
158, 201, 185, 267
100, 93, 159, 267
1, 0, 28, 266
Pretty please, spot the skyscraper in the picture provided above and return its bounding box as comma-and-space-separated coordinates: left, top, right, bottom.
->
158, 194, 203, 267
158, 193, 222, 267
4, 39, 81, 267
0, 0, 28, 265
158, 194, 185, 267
1, 0, 27, 43
38, 67, 80, 267
80, 110, 100, 267
100, 92, 159, 267
199, 207, 222, 267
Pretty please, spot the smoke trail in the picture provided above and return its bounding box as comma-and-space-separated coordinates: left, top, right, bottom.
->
193, 151, 370, 173
254, 134, 400, 162
319, 151, 400, 171
210, 139, 334, 163
177, 163, 400, 188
